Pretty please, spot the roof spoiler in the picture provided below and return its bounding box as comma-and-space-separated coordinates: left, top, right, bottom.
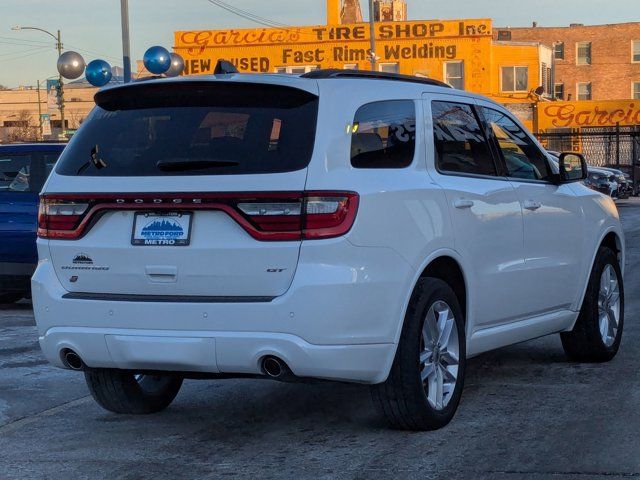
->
301, 69, 452, 88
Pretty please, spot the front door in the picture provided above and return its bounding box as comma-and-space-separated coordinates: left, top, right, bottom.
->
478, 103, 583, 316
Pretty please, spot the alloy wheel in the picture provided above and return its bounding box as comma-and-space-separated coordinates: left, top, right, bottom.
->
419, 300, 459, 410
598, 264, 621, 347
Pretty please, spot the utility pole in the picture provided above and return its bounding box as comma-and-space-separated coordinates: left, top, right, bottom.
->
36, 80, 43, 140
121, 0, 132, 83
368, 0, 377, 71
56, 29, 65, 138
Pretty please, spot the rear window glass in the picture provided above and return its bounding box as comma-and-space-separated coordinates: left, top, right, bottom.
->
55, 82, 319, 176
350, 100, 416, 169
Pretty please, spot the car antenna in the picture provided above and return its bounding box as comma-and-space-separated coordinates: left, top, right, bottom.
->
214, 59, 239, 75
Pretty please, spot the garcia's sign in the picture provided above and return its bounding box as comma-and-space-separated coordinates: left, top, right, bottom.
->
538, 101, 640, 131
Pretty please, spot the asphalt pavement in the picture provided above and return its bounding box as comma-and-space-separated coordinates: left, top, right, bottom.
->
1, 199, 640, 480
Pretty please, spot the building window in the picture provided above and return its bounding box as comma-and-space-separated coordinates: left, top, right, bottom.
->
577, 82, 592, 100
501, 66, 529, 92
541, 63, 553, 95
379, 63, 399, 73
577, 42, 592, 65
554, 42, 565, 60
554, 83, 565, 100
344, 63, 359, 70
633, 41, 640, 63
633, 82, 640, 99
274, 66, 319, 74
444, 61, 464, 90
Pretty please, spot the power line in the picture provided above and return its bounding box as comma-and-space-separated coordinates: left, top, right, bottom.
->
203, 0, 325, 42
0, 39, 55, 49
0, 45, 52, 59
0, 35, 51, 46
1, 48, 51, 64
206, 0, 294, 29
64, 44, 121, 63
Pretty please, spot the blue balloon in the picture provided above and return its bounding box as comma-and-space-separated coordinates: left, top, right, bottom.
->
85, 59, 112, 87
143, 46, 171, 74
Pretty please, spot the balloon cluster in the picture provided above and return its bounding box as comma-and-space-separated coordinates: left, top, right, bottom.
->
56, 46, 185, 87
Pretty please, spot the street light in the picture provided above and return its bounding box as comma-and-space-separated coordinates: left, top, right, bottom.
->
12, 25, 66, 138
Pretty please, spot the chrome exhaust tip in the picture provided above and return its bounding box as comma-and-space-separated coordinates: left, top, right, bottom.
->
62, 349, 84, 371
261, 356, 285, 379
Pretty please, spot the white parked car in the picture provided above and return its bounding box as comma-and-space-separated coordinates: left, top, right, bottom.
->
33, 69, 625, 430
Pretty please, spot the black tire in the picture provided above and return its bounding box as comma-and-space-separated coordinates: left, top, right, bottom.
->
84, 369, 183, 414
0, 293, 23, 304
561, 246, 624, 362
372, 277, 466, 431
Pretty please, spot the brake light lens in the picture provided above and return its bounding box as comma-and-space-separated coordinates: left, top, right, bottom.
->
37, 192, 358, 241
38, 200, 89, 238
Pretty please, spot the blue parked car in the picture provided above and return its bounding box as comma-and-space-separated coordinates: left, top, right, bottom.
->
0, 143, 65, 303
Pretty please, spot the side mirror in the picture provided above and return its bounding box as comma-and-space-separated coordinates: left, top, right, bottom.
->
558, 152, 588, 183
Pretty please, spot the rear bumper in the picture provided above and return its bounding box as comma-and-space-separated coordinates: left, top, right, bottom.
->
32, 241, 413, 384
39, 327, 395, 383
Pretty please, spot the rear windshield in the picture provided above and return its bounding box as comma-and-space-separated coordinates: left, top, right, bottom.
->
55, 82, 318, 176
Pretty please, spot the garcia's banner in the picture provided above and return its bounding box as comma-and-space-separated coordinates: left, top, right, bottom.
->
538, 101, 640, 131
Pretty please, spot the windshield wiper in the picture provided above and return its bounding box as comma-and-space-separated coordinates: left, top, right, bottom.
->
76, 145, 108, 175
156, 159, 240, 172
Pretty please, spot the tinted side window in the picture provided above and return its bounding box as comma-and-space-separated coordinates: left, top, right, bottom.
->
0, 154, 31, 192
350, 100, 416, 168
481, 107, 550, 181
432, 101, 496, 176
0, 151, 61, 193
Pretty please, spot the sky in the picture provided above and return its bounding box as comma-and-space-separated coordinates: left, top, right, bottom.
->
1, 0, 638, 88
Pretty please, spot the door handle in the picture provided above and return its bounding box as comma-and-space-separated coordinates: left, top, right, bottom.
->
145, 265, 178, 283
523, 200, 542, 211
453, 199, 475, 209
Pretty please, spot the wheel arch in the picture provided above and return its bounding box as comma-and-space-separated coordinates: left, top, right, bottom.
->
417, 256, 467, 324
381, 251, 470, 384
393, 250, 470, 347
571, 227, 625, 328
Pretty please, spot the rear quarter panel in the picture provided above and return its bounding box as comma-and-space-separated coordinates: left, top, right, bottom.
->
305, 81, 456, 344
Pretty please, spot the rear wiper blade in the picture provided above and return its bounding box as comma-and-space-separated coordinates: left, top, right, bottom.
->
156, 159, 240, 172
76, 145, 107, 175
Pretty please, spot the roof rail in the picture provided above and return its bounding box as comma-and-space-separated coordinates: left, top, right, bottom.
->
300, 69, 452, 88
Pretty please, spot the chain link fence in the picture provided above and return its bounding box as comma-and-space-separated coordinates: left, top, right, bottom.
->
537, 125, 640, 190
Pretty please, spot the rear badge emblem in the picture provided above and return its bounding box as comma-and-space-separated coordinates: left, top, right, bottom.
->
62, 253, 109, 272
73, 253, 93, 265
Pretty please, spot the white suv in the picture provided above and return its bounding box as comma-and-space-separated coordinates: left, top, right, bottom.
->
33, 70, 625, 430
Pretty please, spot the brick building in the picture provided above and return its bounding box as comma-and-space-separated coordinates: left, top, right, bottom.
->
495, 22, 640, 101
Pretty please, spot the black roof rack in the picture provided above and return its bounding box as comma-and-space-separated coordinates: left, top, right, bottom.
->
300, 69, 452, 88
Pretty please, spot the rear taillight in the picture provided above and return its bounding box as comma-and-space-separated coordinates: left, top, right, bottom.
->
237, 192, 358, 240
37, 192, 358, 241
38, 199, 89, 239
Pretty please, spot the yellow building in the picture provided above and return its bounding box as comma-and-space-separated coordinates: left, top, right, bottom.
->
174, 0, 552, 128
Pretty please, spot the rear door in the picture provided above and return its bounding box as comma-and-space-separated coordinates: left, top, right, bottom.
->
424, 95, 525, 329
43, 81, 319, 298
